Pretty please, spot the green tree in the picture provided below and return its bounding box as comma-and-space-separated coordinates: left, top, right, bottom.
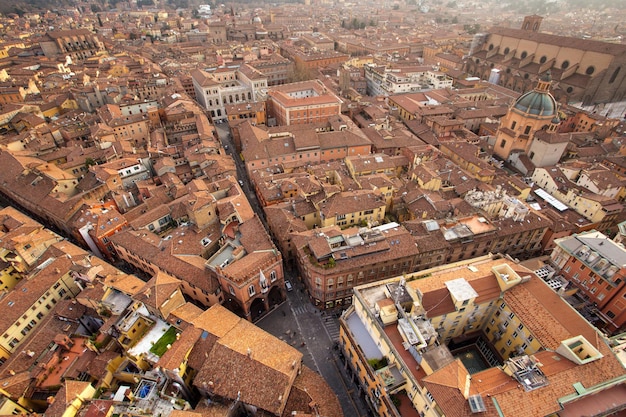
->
85, 158, 97, 169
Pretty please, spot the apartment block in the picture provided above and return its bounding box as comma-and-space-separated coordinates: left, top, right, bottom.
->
191, 66, 268, 123
552, 230, 626, 334
0, 206, 63, 292
339, 254, 626, 416
0, 243, 92, 365
266, 80, 343, 126
293, 223, 419, 309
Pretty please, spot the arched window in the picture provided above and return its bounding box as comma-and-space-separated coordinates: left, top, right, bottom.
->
539, 56, 547, 64
248, 285, 256, 297
524, 126, 531, 135
270, 271, 277, 282
511, 121, 517, 130
586, 66, 595, 75
520, 51, 527, 59
561, 60, 569, 70
504, 47, 510, 55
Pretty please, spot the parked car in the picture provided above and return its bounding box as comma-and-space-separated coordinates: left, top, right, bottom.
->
285, 280, 293, 292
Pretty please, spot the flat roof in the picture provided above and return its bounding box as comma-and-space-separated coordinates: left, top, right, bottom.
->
535, 188, 569, 212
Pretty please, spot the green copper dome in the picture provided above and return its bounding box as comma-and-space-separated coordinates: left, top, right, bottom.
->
513, 89, 557, 117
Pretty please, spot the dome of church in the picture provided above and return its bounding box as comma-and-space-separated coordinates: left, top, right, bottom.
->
512, 89, 557, 117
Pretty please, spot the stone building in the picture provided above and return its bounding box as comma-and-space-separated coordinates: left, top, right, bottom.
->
465, 15, 626, 105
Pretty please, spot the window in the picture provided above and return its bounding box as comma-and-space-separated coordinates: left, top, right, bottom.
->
585, 66, 595, 75
607, 310, 616, 319
524, 126, 531, 135
500, 139, 506, 148
248, 285, 256, 297
511, 121, 517, 130
561, 60, 570, 70
229, 285, 235, 295
609, 67, 621, 84
270, 271, 277, 282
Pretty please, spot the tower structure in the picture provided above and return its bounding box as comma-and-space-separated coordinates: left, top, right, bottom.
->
493, 72, 557, 161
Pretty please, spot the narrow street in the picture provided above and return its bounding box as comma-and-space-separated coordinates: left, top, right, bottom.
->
256, 268, 371, 417
214, 122, 267, 228
214, 122, 371, 416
